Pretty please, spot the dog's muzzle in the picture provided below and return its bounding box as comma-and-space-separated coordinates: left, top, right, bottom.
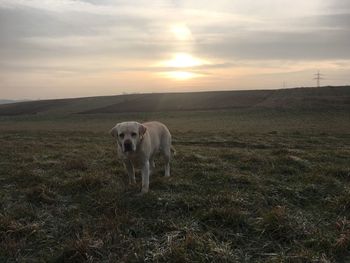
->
123, 141, 133, 152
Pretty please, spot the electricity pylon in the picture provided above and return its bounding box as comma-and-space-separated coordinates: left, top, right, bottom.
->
314, 71, 324, 88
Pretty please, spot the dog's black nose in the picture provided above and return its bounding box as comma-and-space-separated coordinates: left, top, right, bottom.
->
124, 141, 132, 152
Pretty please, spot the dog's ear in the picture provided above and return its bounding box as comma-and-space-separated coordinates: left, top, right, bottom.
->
109, 124, 119, 137
109, 127, 116, 137
139, 124, 147, 136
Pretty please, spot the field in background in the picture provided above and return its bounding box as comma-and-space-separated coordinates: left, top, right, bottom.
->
1, 86, 349, 116
0, 108, 349, 134
1, 108, 350, 262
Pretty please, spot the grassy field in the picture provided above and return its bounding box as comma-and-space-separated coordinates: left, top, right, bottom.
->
1, 109, 350, 262
1, 86, 349, 116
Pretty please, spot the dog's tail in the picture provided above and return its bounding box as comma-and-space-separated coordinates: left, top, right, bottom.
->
171, 145, 177, 157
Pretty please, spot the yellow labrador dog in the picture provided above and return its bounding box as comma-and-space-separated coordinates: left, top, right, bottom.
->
110, 121, 175, 194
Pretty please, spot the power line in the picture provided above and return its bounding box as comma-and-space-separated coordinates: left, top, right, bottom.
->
313, 70, 324, 87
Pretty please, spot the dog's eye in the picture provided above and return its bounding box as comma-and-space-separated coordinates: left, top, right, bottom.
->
131, 132, 137, 137
119, 133, 125, 138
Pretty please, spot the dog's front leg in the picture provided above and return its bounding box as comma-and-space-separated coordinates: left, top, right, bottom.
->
124, 160, 136, 184
141, 161, 150, 194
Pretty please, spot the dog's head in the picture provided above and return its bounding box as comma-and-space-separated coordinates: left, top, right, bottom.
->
109, 121, 147, 153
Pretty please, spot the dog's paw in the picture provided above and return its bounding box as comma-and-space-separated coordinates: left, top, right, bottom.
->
138, 188, 149, 195
136, 192, 147, 197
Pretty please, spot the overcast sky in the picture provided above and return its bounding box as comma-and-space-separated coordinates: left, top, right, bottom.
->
0, 0, 349, 99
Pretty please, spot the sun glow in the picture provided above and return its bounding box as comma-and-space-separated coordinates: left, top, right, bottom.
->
161, 71, 200, 80
162, 53, 205, 68
171, 24, 192, 41
156, 53, 208, 80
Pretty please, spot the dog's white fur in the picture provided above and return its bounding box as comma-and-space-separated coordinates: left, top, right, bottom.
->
110, 121, 174, 194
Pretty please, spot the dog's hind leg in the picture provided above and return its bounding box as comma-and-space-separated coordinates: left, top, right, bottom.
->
163, 148, 171, 177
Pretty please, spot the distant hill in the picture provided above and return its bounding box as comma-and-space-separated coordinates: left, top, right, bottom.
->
0, 100, 27, 105
0, 86, 349, 116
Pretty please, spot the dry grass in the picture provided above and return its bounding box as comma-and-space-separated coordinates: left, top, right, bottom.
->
0, 109, 349, 262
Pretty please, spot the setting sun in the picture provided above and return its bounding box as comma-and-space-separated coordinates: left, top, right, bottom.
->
157, 53, 208, 80
161, 53, 206, 68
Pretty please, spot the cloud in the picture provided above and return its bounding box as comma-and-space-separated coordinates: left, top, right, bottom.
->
316, 13, 350, 28
1, 1, 349, 63
327, 0, 350, 11
0, 0, 350, 98
0, 3, 169, 64
196, 28, 350, 60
